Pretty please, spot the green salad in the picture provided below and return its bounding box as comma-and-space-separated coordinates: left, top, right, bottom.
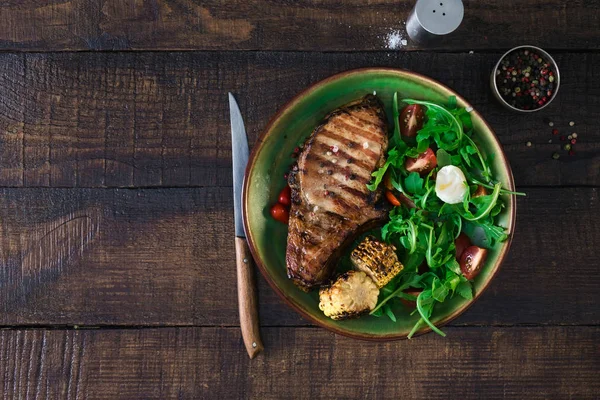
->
366, 93, 525, 338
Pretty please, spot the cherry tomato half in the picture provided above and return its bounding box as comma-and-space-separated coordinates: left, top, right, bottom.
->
399, 104, 425, 138
459, 246, 488, 280
400, 289, 423, 308
270, 203, 290, 224
278, 185, 292, 206
455, 233, 472, 258
405, 148, 437, 175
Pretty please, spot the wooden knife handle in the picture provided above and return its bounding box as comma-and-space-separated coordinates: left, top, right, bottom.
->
235, 236, 264, 359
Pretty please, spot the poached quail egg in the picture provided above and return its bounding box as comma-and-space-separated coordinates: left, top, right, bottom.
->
435, 165, 468, 204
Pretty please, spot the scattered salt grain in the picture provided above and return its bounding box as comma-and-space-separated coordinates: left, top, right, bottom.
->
326, 151, 332, 156
465, 106, 473, 112
384, 30, 406, 50
363, 142, 370, 149
332, 145, 339, 153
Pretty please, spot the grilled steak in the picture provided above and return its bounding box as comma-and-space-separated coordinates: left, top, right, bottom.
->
286, 94, 390, 291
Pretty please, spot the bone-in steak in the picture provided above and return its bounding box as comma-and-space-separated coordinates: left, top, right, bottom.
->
286, 95, 390, 291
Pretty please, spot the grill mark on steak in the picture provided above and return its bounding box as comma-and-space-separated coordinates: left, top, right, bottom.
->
307, 147, 372, 182
286, 94, 391, 291
330, 116, 384, 147
316, 130, 374, 171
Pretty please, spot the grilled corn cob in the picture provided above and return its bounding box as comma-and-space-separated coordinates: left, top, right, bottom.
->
319, 271, 379, 320
350, 236, 404, 288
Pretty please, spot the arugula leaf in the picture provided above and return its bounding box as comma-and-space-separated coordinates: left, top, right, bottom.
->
445, 258, 461, 275
461, 134, 492, 180
437, 149, 452, 167
416, 139, 430, 153
370, 307, 384, 317
393, 92, 401, 139
403, 98, 464, 151
456, 280, 473, 300
416, 290, 446, 337
448, 95, 457, 110
370, 272, 422, 315
366, 147, 400, 191
384, 304, 397, 322
445, 270, 461, 293
404, 172, 424, 195
389, 92, 409, 150
432, 277, 450, 302
463, 219, 508, 248
460, 183, 502, 221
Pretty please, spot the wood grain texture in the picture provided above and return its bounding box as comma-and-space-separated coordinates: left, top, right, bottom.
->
0, 327, 598, 399
0, 51, 598, 188
0, 0, 599, 51
0, 187, 597, 327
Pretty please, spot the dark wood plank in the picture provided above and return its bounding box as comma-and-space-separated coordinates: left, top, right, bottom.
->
0, 52, 598, 188
0, 187, 597, 327
0, 1, 599, 51
0, 326, 597, 399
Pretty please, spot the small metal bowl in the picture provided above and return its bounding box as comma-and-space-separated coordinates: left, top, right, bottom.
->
490, 45, 560, 113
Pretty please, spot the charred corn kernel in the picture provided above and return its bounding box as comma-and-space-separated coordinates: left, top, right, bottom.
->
319, 271, 379, 320
350, 236, 404, 288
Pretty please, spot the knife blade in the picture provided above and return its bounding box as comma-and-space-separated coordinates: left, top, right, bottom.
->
229, 93, 264, 359
229, 93, 249, 238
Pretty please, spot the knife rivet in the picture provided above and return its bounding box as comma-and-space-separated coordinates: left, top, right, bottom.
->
252, 342, 257, 348
243, 258, 248, 264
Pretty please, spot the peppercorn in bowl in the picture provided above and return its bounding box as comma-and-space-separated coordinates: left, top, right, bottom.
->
491, 45, 560, 112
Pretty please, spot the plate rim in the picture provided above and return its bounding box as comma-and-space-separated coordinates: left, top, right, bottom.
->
242, 67, 517, 340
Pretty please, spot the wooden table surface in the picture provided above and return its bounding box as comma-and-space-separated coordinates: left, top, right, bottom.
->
0, 1, 599, 399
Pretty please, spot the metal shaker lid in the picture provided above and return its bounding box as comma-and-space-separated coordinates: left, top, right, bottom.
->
412, 0, 464, 35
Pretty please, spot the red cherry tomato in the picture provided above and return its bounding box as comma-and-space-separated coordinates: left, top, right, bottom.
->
459, 246, 488, 280
399, 104, 425, 138
385, 190, 401, 206
278, 185, 292, 206
455, 233, 472, 258
270, 203, 289, 224
400, 289, 423, 308
473, 185, 488, 198
405, 148, 437, 175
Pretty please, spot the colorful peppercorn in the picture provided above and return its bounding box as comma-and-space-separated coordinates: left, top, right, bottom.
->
496, 49, 557, 110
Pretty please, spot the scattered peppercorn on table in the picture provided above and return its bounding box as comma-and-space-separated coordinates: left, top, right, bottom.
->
0, 1, 598, 399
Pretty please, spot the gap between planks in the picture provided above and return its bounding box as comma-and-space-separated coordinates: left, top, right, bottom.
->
1, 323, 599, 331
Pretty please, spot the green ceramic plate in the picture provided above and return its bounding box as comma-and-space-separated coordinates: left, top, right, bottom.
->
243, 68, 516, 340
